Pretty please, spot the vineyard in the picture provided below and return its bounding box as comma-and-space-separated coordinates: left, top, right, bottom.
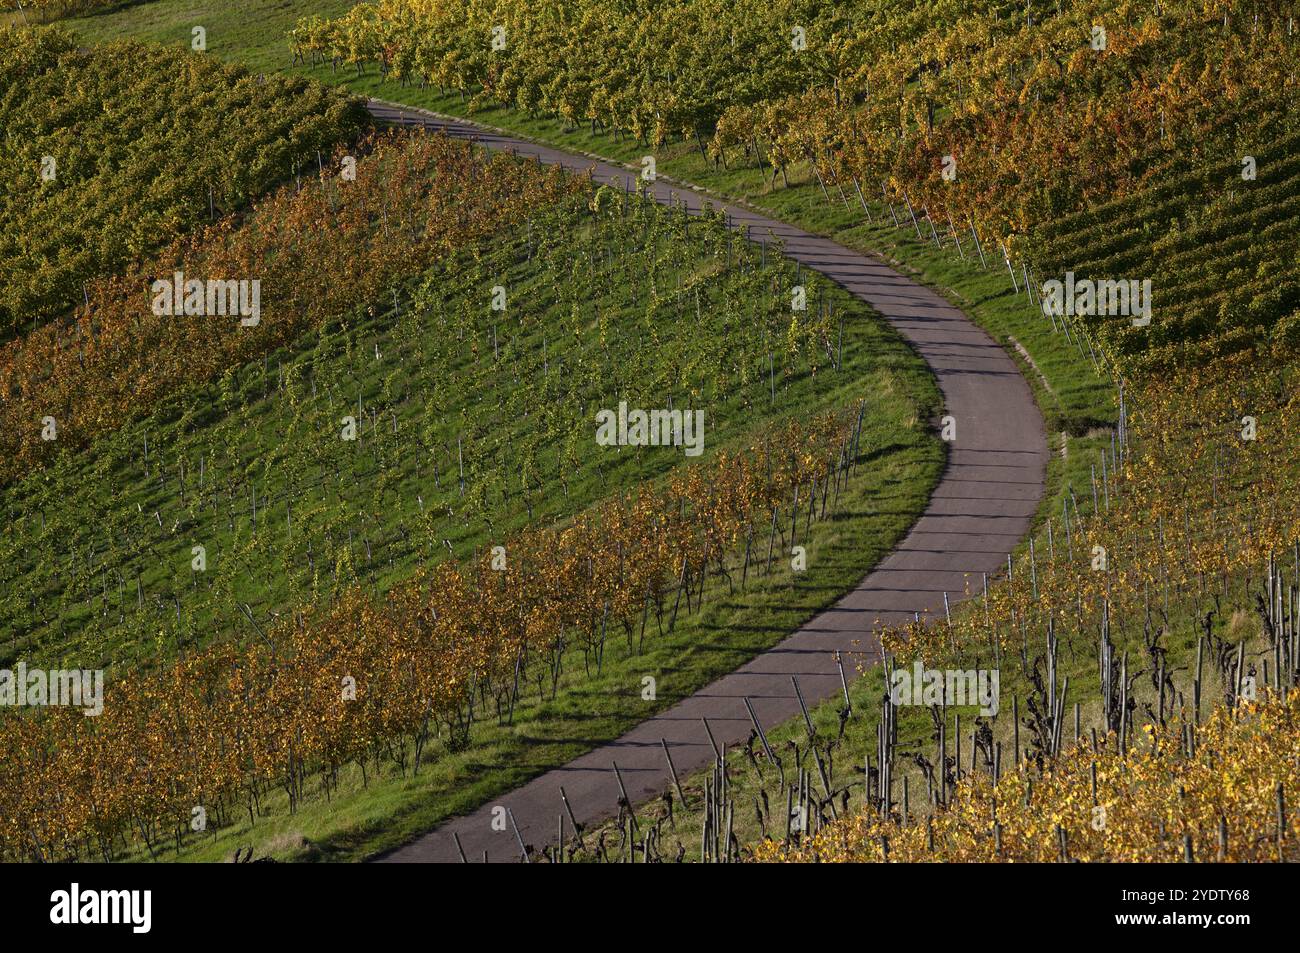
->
0, 166, 930, 673
1034, 127, 1300, 368
0, 0, 1292, 893
0, 131, 580, 483
296, 0, 1300, 365
0, 409, 883, 860
573, 355, 1300, 863
0, 26, 365, 335
0, 21, 945, 859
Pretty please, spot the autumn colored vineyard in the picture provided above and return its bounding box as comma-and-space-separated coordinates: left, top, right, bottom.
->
0, 129, 580, 485
755, 692, 1300, 863
0, 180, 889, 671
5, 0, 1296, 878
298, 0, 1300, 364
0, 22, 943, 860
0, 411, 855, 861
0, 26, 365, 334
563, 353, 1300, 863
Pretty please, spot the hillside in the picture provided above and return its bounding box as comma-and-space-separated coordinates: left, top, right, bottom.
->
1, 0, 1295, 886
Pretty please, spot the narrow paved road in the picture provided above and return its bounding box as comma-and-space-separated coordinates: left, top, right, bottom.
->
366, 100, 1048, 863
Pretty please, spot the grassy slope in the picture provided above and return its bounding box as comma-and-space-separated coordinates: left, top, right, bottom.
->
107, 246, 944, 861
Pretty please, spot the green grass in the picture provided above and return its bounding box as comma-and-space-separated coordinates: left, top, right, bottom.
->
62, 0, 358, 72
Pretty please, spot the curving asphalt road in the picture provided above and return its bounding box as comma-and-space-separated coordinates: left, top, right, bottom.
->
365, 99, 1048, 863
